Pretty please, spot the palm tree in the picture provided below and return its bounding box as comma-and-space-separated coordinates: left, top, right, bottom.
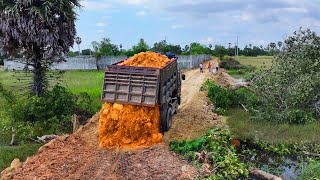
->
75, 37, 82, 56
0, 0, 80, 96
278, 41, 283, 49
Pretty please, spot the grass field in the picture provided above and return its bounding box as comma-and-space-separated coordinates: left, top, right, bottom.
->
236, 56, 273, 69
0, 144, 42, 171
0, 70, 105, 112
227, 108, 320, 144
61, 71, 105, 111
226, 56, 273, 79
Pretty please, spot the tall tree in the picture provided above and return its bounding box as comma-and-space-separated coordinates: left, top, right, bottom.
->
213, 45, 227, 59
183, 45, 190, 54
277, 41, 283, 49
253, 28, 320, 124
75, 37, 82, 56
190, 42, 210, 55
152, 40, 182, 55
92, 38, 119, 57
0, 0, 80, 96
132, 38, 149, 54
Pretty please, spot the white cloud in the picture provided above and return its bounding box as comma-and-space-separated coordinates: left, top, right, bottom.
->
233, 13, 253, 22
136, 10, 147, 16
249, 39, 269, 46
96, 22, 107, 27
201, 36, 214, 44
171, 24, 185, 29
117, 0, 149, 5
81, 0, 112, 10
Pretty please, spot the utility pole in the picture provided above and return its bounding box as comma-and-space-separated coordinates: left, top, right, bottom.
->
236, 36, 239, 57
234, 43, 237, 57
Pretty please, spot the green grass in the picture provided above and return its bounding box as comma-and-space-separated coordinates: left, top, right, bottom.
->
0, 144, 42, 171
237, 55, 273, 59
235, 56, 273, 69
223, 56, 273, 79
0, 70, 105, 112
60, 71, 104, 111
226, 69, 246, 79
227, 108, 320, 144
299, 160, 320, 180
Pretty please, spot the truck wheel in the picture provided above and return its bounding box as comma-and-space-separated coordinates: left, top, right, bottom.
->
165, 108, 173, 131
160, 104, 168, 134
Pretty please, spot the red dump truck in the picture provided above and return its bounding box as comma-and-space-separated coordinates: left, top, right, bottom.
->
101, 57, 184, 133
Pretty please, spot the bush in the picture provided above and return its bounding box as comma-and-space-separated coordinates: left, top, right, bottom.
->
208, 84, 235, 109
170, 128, 248, 179
252, 29, 320, 124
204, 81, 260, 114
220, 57, 243, 70
1, 85, 94, 143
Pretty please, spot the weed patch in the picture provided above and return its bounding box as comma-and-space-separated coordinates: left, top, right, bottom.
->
0, 144, 42, 171
170, 128, 248, 179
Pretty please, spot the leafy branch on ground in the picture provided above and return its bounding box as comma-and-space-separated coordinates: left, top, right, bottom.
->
169, 128, 248, 179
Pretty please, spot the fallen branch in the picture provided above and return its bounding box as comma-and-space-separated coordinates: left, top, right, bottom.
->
249, 167, 283, 180
241, 103, 248, 112
303, 151, 320, 157
31, 134, 58, 143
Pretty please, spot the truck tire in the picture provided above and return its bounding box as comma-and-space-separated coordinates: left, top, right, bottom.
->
165, 107, 173, 131
160, 104, 168, 134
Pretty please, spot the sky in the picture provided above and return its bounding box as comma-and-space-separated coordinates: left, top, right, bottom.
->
73, 0, 320, 51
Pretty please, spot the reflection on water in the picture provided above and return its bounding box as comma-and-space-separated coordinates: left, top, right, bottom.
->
240, 140, 308, 179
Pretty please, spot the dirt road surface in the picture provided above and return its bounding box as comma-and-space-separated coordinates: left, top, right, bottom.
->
1, 59, 223, 180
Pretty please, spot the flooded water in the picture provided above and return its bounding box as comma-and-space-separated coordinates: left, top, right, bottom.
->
239, 140, 308, 179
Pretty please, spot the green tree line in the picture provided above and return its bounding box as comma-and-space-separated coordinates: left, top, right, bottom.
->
68, 38, 281, 58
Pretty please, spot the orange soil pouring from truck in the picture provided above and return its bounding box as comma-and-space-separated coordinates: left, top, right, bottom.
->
99, 52, 180, 149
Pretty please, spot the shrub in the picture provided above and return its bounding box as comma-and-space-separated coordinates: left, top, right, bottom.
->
1, 85, 94, 143
204, 81, 260, 114
252, 29, 320, 124
170, 128, 249, 179
220, 57, 243, 70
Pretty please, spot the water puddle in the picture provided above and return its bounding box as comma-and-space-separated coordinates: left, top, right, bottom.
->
239, 140, 308, 179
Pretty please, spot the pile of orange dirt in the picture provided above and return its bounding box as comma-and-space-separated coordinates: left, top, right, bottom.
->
99, 103, 162, 149
100, 52, 174, 149
117, 51, 174, 68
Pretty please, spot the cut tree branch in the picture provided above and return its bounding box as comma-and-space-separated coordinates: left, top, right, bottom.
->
249, 167, 283, 180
